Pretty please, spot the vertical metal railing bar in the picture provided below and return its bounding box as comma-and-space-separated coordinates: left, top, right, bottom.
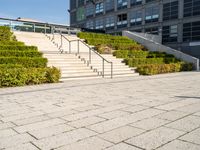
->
111, 62, 113, 79
102, 59, 105, 78
57, 33, 113, 78
77, 40, 80, 54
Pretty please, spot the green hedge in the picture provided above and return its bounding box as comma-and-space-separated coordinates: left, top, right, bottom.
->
0, 41, 24, 46
136, 63, 193, 75
78, 32, 133, 41
0, 45, 37, 51
113, 50, 148, 58
0, 50, 42, 57
0, 26, 12, 41
124, 58, 165, 67
147, 52, 174, 58
0, 57, 47, 68
78, 32, 144, 50
0, 64, 23, 69
0, 67, 61, 87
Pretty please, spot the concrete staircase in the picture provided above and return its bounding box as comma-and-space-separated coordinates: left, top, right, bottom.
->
14, 32, 99, 81
14, 31, 139, 81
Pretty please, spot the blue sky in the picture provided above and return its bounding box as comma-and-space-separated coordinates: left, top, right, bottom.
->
0, 0, 70, 25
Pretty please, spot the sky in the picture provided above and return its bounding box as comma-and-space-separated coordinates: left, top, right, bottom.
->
0, 0, 70, 25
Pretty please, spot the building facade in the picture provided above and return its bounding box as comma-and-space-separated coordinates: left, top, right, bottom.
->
70, 0, 200, 59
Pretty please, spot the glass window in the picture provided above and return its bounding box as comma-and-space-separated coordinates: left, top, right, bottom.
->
183, 21, 200, 42
163, 1, 178, 21
70, 0, 76, 10
145, 27, 159, 35
117, 0, 128, 10
117, 13, 128, 28
162, 25, 178, 43
76, 7, 85, 21
105, 0, 114, 12
95, 18, 104, 29
146, 0, 156, 3
86, 4, 94, 18
130, 10, 142, 26
78, 0, 84, 7
106, 15, 115, 29
131, 0, 142, 6
184, 0, 200, 17
86, 20, 94, 29
96, 2, 104, 15
145, 6, 159, 23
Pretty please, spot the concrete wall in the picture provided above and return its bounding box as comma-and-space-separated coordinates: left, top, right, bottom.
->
123, 31, 199, 71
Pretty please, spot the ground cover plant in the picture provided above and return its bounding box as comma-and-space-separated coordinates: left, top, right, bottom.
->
0, 26, 60, 87
78, 32, 192, 75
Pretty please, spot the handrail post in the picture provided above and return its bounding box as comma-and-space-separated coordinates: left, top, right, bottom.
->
102, 59, 105, 78
89, 48, 91, 64
60, 34, 63, 48
44, 24, 46, 34
78, 40, 80, 54
69, 41, 71, 54
33, 24, 35, 32
111, 62, 113, 79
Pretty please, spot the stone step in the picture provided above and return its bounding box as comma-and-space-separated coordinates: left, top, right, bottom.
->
60, 76, 101, 81
61, 72, 98, 78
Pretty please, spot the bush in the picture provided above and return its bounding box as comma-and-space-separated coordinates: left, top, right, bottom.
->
0, 45, 37, 51
136, 62, 193, 75
147, 52, 174, 58
0, 50, 42, 57
0, 26, 12, 41
0, 67, 61, 87
113, 50, 129, 58
124, 58, 165, 67
0, 64, 23, 69
137, 63, 182, 75
0, 57, 47, 68
0, 41, 25, 46
113, 50, 148, 58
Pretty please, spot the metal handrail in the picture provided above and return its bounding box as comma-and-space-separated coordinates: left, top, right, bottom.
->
58, 33, 113, 78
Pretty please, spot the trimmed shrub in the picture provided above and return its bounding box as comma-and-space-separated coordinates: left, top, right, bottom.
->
147, 52, 174, 58
0, 67, 61, 87
124, 58, 165, 67
0, 41, 24, 46
0, 50, 42, 57
0, 45, 37, 51
137, 63, 182, 75
113, 50, 148, 58
113, 50, 129, 58
0, 64, 23, 69
136, 63, 193, 75
0, 57, 47, 68
0, 26, 12, 41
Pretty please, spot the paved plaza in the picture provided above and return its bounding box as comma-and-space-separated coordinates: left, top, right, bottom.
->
0, 72, 200, 150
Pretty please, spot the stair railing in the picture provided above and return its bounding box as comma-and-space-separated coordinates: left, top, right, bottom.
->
59, 33, 113, 78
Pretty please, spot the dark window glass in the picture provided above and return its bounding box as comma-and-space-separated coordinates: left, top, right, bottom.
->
184, 0, 200, 17
117, 13, 128, 28
162, 25, 178, 43
131, 0, 142, 6
183, 21, 200, 42
163, 1, 178, 21
117, 0, 128, 10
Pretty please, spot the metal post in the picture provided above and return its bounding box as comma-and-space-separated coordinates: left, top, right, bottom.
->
44, 24, 46, 34
111, 62, 113, 79
78, 40, 80, 54
89, 48, 91, 64
52, 26, 55, 41
69, 41, 71, 53
102, 59, 105, 78
61, 34, 63, 48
